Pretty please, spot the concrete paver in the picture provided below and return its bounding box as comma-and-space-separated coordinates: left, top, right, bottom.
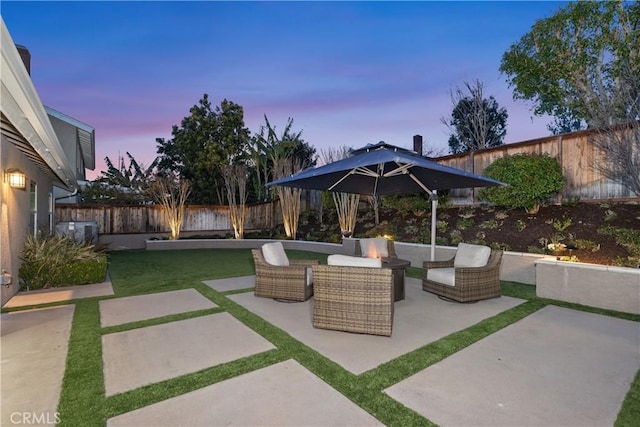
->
1, 305, 74, 427
3, 282, 113, 308
2, 275, 639, 427
101, 312, 275, 396
202, 275, 255, 292
230, 277, 524, 374
385, 305, 640, 426
107, 359, 383, 426
99, 288, 217, 327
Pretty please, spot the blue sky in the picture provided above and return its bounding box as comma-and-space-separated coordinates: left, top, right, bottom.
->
2, 1, 566, 179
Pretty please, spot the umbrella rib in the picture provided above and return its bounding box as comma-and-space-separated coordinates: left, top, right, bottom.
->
383, 162, 414, 177
408, 172, 432, 193
328, 167, 378, 191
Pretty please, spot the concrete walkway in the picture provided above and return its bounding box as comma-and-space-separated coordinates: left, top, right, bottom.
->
385, 305, 640, 426
1, 305, 74, 427
1, 276, 638, 426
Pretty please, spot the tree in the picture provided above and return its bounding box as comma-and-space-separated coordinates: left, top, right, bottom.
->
319, 146, 359, 236
441, 80, 508, 154
99, 152, 159, 190
81, 152, 158, 205
272, 157, 303, 239
146, 174, 191, 240
546, 112, 585, 135
247, 116, 316, 203
223, 164, 248, 239
500, 1, 639, 128
156, 95, 250, 205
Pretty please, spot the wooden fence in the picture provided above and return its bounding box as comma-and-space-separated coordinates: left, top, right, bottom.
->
55, 191, 322, 235
55, 201, 282, 235
436, 127, 638, 204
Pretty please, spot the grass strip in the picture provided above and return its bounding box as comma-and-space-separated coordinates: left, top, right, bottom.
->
104, 349, 287, 419
56, 248, 638, 427
360, 300, 547, 389
57, 300, 106, 427
195, 283, 431, 426
616, 368, 640, 426
101, 307, 224, 335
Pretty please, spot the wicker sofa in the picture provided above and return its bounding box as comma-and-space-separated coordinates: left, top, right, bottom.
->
251, 246, 318, 302
422, 244, 503, 303
312, 255, 394, 336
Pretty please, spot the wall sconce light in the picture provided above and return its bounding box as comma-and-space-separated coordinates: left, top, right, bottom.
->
5, 168, 26, 190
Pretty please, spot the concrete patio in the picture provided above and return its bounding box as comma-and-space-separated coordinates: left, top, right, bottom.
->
1, 275, 639, 426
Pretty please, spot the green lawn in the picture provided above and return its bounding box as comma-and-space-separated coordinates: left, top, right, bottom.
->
6, 248, 639, 426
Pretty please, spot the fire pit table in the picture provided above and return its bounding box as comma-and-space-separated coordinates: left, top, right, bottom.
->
382, 258, 411, 302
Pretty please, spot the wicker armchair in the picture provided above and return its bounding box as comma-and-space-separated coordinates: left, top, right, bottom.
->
354, 238, 397, 260
422, 250, 503, 303
312, 264, 394, 336
251, 248, 318, 302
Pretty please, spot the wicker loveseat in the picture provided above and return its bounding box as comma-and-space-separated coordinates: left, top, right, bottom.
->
252, 243, 318, 302
312, 255, 394, 336
422, 243, 503, 303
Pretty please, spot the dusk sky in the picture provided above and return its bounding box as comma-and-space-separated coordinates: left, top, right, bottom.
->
2, 1, 567, 179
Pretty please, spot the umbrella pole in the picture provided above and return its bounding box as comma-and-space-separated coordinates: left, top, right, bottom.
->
430, 191, 437, 261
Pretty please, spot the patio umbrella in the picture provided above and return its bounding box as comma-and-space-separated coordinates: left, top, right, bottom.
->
267, 142, 505, 260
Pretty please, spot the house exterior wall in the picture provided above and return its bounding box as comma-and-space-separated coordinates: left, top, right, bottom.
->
1, 139, 56, 305
1, 18, 91, 306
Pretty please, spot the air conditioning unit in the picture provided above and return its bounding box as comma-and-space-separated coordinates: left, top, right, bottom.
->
55, 221, 98, 245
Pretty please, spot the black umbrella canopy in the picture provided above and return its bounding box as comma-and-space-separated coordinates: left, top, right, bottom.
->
267, 142, 505, 195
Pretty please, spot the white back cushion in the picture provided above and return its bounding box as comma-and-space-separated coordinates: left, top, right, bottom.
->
328, 254, 382, 268
262, 242, 289, 266
359, 237, 389, 258
454, 243, 491, 268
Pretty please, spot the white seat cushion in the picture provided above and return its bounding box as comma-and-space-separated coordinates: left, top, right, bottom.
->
427, 267, 455, 287
454, 243, 491, 268
359, 237, 389, 258
262, 242, 289, 266
327, 254, 382, 268
306, 268, 313, 287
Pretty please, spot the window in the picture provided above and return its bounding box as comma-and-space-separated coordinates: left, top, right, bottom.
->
29, 181, 37, 236
49, 192, 54, 234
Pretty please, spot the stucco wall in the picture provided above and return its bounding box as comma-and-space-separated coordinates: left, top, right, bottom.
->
1, 141, 57, 306
142, 237, 543, 286
536, 259, 640, 314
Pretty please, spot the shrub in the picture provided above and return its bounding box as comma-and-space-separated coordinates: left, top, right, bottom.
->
19, 234, 106, 290
490, 242, 511, 251
572, 238, 600, 252
514, 219, 527, 232
480, 219, 499, 229
382, 192, 448, 215
382, 193, 430, 214
455, 218, 474, 230
479, 153, 564, 213
495, 211, 509, 220
604, 209, 618, 222
450, 229, 463, 245
552, 217, 572, 232
598, 226, 640, 266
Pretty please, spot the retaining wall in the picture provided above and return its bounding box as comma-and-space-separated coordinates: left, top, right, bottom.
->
536, 259, 640, 314
127, 235, 640, 314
